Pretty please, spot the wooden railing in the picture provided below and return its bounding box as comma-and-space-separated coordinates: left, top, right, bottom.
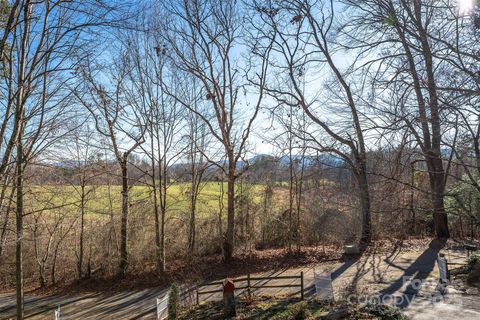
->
196, 272, 304, 304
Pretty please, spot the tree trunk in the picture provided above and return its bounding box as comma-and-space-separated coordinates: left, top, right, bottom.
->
16, 142, 24, 320
471, 218, 474, 239
223, 161, 235, 263
427, 128, 450, 239
15, 3, 30, 316
414, 1, 449, 239
261, 185, 272, 246
390, 1, 450, 240
78, 184, 85, 279
118, 158, 129, 276
295, 149, 305, 251
459, 215, 464, 238
39, 265, 45, 287
152, 179, 162, 273
0, 175, 10, 257
159, 155, 167, 273
159, 199, 166, 273
288, 150, 294, 252
0, 181, 15, 258
356, 162, 372, 244
150, 129, 162, 273
410, 161, 417, 236
51, 242, 60, 286
156, 130, 166, 273
218, 181, 224, 241
430, 167, 450, 238
188, 172, 196, 254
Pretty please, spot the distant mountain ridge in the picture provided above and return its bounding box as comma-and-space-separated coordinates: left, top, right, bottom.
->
49, 153, 347, 169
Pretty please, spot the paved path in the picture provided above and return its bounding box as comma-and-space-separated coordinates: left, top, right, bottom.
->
1, 241, 479, 319
0, 288, 168, 320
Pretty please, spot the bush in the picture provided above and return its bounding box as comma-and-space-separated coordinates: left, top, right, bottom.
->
168, 283, 180, 320
364, 303, 407, 320
468, 254, 478, 270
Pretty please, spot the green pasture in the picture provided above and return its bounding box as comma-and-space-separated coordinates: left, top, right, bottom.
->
23, 182, 270, 219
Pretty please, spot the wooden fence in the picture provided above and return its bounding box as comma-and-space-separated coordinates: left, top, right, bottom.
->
196, 272, 304, 304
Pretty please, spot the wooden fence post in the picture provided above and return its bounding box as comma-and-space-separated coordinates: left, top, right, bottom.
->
196, 285, 199, 305
300, 272, 304, 300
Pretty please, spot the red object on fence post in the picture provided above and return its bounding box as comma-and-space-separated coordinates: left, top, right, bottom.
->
223, 278, 236, 317
223, 278, 235, 293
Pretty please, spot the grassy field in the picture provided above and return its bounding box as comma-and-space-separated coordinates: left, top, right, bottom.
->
23, 182, 272, 219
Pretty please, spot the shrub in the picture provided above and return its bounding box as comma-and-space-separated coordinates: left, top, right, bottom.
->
365, 303, 407, 320
468, 254, 478, 270
168, 283, 180, 320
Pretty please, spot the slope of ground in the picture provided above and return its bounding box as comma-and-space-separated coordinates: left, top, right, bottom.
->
1, 239, 480, 319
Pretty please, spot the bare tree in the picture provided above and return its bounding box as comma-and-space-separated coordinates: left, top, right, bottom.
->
160, 0, 273, 262
264, 99, 308, 250
60, 124, 101, 279
340, 0, 480, 237
0, 1, 115, 317
31, 196, 76, 287
182, 80, 211, 255
117, 21, 187, 273
75, 51, 147, 276
252, 0, 373, 243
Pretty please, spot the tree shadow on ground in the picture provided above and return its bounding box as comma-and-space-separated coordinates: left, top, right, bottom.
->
304, 251, 364, 297
0, 293, 102, 320
346, 241, 405, 295
378, 238, 446, 309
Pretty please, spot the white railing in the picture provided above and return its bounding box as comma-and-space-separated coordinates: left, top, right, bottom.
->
156, 292, 170, 320
54, 305, 61, 320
